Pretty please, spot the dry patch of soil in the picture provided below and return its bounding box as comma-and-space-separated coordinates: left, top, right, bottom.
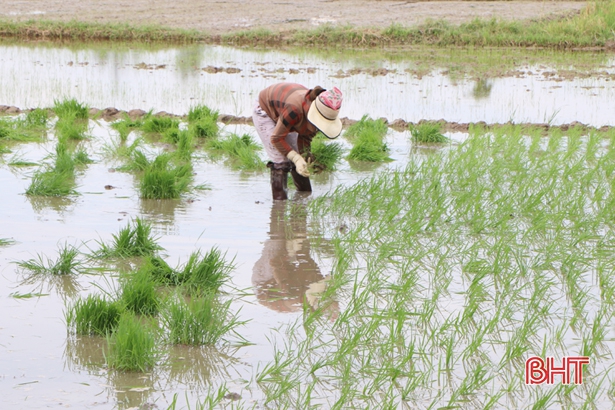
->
1, 0, 587, 35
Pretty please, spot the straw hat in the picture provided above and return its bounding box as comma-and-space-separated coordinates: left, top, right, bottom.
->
307, 87, 343, 139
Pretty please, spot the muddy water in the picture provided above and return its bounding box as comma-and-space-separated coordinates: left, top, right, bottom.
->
0, 114, 428, 408
1, 43, 615, 126
1, 41, 612, 409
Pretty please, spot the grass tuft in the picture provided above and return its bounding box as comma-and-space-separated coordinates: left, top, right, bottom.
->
66, 294, 123, 336
162, 292, 240, 345
207, 133, 264, 170
410, 122, 449, 143
53, 98, 89, 120
17, 243, 82, 275
140, 153, 193, 199
187, 105, 219, 139
309, 133, 344, 172
106, 312, 158, 371
94, 217, 163, 258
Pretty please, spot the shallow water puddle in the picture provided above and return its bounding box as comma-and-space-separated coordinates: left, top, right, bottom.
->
0, 118, 429, 408
1, 43, 614, 126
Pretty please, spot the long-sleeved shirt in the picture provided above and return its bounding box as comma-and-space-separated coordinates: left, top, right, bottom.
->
258, 83, 318, 156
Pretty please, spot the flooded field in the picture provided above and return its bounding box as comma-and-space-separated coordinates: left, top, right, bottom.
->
1, 42, 615, 126
2, 41, 615, 409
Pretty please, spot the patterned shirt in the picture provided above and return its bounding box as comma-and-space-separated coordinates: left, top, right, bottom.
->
258, 83, 318, 156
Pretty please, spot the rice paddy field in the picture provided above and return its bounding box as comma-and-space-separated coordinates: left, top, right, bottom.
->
2, 40, 615, 409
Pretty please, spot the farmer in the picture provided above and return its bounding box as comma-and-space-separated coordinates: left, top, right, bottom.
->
253, 83, 343, 200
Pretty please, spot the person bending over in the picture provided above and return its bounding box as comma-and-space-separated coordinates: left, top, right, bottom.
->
253, 82, 343, 200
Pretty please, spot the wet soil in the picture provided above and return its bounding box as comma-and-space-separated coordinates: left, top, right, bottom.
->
1, 0, 587, 35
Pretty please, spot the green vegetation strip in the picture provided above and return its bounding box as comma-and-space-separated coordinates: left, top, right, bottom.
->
2, 1, 615, 48
249, 124, 615, 408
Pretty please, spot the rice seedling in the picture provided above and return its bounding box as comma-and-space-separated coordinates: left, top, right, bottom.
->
344, 115, 391, 162
0, 237, 15, 246
309, 133, 344, 172
26, 169, 77, 196
111, 115, 144, 142
161, 292, 240, 345
187, 104, 219, 139
206, 133, 264, 171
141, 115, 180, 136
242, 124, 615, 408
23, 108, 49, 129
346, 131, 391, 162
116, 147, 149, 172
53, 98, 89, 120
178, 248, 234, 294
0, 116, 47, 142
73, 148, 93, 165
409, 121, 449, 143
175, 129, 194, 161
66, 294, 123, 336
140, 153, 193, 199
344, 115, 387, 141
106, 312, 158, 371
119, 267, 161, 316
94, 217, 163, 258
55, 114, 89, 140
26, 140, 78, 197
16, 243, 82, 275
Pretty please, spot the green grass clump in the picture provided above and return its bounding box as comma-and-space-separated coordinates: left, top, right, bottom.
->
73, 148, 93, 165
187, 105, 219, 139
94, 217, 163, 258
24, 108, 49, 129
347, 132, 391, 162
66, 294, 123, 336
409, 122, 449, 143
345, 115, 391, 162
140, 153, 192, 199
344, 115, 388, 141
111, 115, 144, 142
175, 129, 194, 161
17, 243, 82, 275
145, 249, 233, 294
162, 293, 239, 345
53, 98, 89, 120
106, 313, 157, 371
119, 267, 161, 316
0, 114, 47, 142
207, 134, 264, 171
55, 115, 89, 140
179, 248, 234, 295
309, 133, 344, 172
0, 238, 15, 246
26, 140, 78, 196
141, 115, 180, 135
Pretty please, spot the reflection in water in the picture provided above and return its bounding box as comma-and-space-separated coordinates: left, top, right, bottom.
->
19, 273, 82, 300
139, 198, 184, 235
64, 335, 156, 410
64, 335, 107, 371
253, 193, 336, 314
472, 78, 493, 100
160, 345, 239, 393
346, 159, 384, 173
26, 195, 76, 214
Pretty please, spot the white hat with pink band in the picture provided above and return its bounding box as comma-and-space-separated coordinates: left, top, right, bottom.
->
307, 87, 343, 139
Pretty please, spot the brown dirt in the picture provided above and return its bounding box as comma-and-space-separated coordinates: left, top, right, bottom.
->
1, 0, 587, 35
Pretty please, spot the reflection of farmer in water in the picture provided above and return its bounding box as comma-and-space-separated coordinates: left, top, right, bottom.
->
253, 83, 343, 200
252, 196, 336, 314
